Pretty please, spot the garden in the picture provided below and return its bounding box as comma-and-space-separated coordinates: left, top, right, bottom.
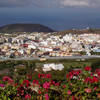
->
0, 65, 100, 100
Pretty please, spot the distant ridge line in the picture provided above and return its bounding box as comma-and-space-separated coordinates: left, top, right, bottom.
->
0, 23, 54, 33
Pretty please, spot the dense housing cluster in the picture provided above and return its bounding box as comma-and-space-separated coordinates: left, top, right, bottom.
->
0, 32, 100, 59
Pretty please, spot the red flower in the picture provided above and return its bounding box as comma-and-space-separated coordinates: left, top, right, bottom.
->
69, 72, 73, 79
84, 76, 99, 84
3, 76, 13, 83
90, 72, 93, 76
62, 85, 66, 88
23, 80, 30, 87
72, 69, 82, 76
84, 77, 93, 83
46, 74, 51, 79
38, 74, 45, 78
17, 84, 25, 97
33, 80, 39, 85
20, 84, 24, 87
66, 69, 82, 80
38, 90, 42, 94
66, 74, 69, 79
38, 74, 51, 79
93, 76, 98, 83
95, 69, 100, 74
72, 95, 78, 100
27, 75, 32, 80
14, 83, 18, 87
38, 73, 41, 78
95, 69, 100, 78
84, 66, 91, 71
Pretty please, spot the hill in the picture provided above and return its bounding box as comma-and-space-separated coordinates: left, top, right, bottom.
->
0, 24, 54, 33
57, 28, 100, 36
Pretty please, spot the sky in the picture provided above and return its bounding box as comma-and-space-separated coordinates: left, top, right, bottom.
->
0, 0, 100, 31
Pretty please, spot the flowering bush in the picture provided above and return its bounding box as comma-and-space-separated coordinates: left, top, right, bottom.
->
0, 66, 100, 99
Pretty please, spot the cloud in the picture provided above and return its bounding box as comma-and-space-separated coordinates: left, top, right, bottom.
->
59, 0, 100, 7
60, 0, 89, 7
0, 0, 32, 7
0, 0, 56, 7
0, 0, 100, 7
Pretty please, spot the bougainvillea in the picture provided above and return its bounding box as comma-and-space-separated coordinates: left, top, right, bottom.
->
0, 67, 100, 100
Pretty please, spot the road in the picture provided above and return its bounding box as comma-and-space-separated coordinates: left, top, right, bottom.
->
0, 55, 100, 61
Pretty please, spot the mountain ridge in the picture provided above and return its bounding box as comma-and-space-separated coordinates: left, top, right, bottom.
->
0, 23, 54, 33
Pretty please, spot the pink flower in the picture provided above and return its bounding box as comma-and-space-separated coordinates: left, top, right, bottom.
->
70, 83, 73, 86
51, 80, 55, 85
67, 90, 72, 95
94, 87, 97, 91
25, 94, 31, 99
0, 84, 4, 87
55, 82, 60, 86
69, 72, 73, 79
43, 82, 50, 89
45, 94, 49, 100
85, 88, 92, 93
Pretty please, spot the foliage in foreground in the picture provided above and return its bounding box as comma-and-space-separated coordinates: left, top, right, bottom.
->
0, 66, 100, 100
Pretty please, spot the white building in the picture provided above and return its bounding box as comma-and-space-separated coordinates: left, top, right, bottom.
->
43, 63, 64, 72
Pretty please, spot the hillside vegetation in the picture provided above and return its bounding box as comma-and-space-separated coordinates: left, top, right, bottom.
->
0, 24, 54, 33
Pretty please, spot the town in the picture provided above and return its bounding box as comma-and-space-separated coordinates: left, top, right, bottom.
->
0, 31, 100, 59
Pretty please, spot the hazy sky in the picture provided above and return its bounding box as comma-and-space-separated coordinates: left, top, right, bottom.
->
0, 0, 100, 30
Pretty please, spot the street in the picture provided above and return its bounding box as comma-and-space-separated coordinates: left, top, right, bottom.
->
0, 55, 100, 61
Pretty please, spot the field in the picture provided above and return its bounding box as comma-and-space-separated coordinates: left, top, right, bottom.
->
0, 58, 100, 71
